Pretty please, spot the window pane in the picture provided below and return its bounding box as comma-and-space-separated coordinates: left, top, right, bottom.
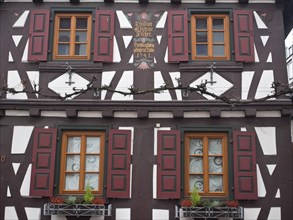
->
196, 32, 207, 43
213, 19, 224, 30
208, 138, 222, 154
85, 174, 99, 190
213, 32, 224, 43
86, 155, 99, 171
67, 137, 81, 153
190, 157, 203, 173
189, 175, 204, 192
65, 173, 79, 190
75, 44, 87, 55
66, 155, 80, 171
76, 18, 88, 29
59, 31, 70, 42
60, 18, 71, 29
209, 156, 223, 173
190, 138, 203, 155
209, 175, 223, 192
196, 45, 208, 56
86, 137, 100, 153
58, 44, 69, 55
213, 45, 225, 56
75, 31, 87, 42
196, 19, 207, 29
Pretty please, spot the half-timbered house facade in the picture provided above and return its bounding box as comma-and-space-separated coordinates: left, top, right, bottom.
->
0, 0, 292, 219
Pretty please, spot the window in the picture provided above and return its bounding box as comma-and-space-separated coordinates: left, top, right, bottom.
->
59, 131, 105, 195
191, 14, 230, 61
53, 13, 92, 60
184, 132, 228, 197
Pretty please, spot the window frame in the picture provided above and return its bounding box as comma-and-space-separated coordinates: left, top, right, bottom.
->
184, 132, 229, 197
58, 130, 106, 196
53, 12, 92, 60
190, 13, 230, 61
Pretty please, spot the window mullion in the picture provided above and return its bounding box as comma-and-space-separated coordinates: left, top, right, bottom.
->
203, 136, 209, 194
208, 16, 213, 58
80, 134, 86, 191
70, 16, 76, 57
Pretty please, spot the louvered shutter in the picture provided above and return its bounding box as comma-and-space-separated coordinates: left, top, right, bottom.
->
233, 131, 257, 200
168, 11, 188, 62
234, 10, 255, 62
107, 129, 131, 198
93, 10, 114, 62
157, 130, 181, 199
28, 10, 50, 62
30, 128, 57, 197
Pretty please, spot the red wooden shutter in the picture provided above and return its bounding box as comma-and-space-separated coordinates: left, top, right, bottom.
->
168, 11, 188, 62
93, 10, 114, 62
234, 10, 255, 62
233, 131, 257, 200
28, 10, 50, 62
107, 129, 131, 198
157, 130, 181, 199
30, 128, 57, 197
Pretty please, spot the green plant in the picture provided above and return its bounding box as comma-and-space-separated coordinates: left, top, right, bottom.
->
65, 196, 77, 205
84, 184, 94, 204
190, 186, 201, 207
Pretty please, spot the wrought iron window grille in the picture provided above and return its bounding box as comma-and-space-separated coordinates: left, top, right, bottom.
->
175, 205, 244, 219
44, 203, 112, 217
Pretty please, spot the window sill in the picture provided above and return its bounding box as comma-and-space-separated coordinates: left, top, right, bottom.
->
43, 203, 112, 217
175, 205, 244, 219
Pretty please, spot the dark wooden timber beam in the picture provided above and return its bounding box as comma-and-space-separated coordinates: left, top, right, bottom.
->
33, 0, 43, 3
238, 0, 249, 3
104, 0, 114, 3
205, 0, 215, 3
171, 0, 181, 4
139, 0, 149, 3
70, 0, 80, 3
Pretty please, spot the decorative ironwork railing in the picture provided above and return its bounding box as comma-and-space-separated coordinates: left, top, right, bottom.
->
43, 203, 112, 217
175, 205, 244, 219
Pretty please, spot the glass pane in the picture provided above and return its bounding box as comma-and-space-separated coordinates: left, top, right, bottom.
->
85, 174, 99, 191
208, 138, 222, 154
196, 45, 208, 56
67, 137, 81, 153
86, 155, 99, 171
58, 31, 70, 42
58, 44, 69, 55
189, 138, 203, 155
60, 18, 71, 29
75, 44, 86, 55
86, 137, 100, 153
213, 32, 224, 43
65, 173, 79, 190
196, 19, 207, 29
213, 19, 224, 30
196, 32, 207, 43
189, 175, 204, 192
66, 155, 80, 171
209, 156, 223, 173
76, 18, 88, 29
75, 31, 87, 42
190, 157, 203, 173
213, 45, 225, 56
209, 175, 223, 192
